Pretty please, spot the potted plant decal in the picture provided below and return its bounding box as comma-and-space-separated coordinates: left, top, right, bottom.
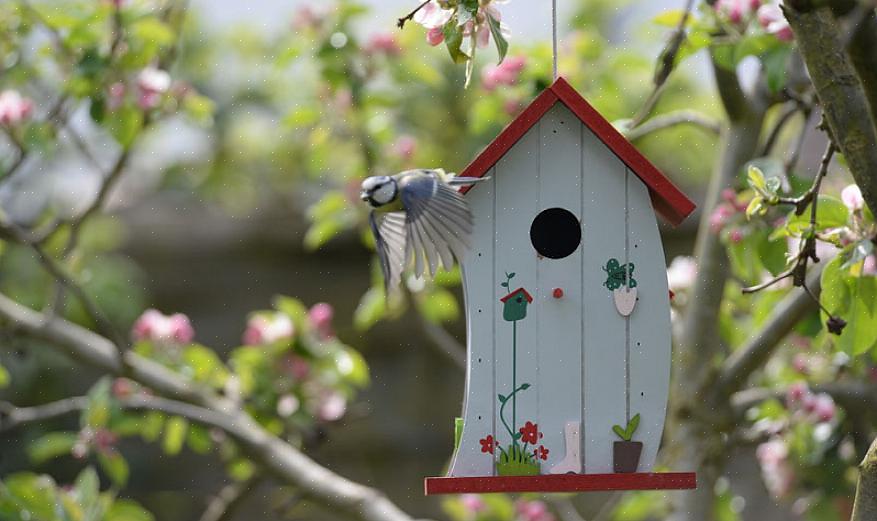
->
478, 272, 549, 476
612, 413, 642, 473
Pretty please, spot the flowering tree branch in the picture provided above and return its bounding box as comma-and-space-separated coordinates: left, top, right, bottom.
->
0, 292, 425, 521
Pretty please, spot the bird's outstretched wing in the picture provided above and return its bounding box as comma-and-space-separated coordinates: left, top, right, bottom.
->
369, 210, 407, 295
400, 172, 473, 279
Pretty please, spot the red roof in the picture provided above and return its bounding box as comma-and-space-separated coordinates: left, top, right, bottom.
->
459, 77, 696, 226
500, 287, 533, 304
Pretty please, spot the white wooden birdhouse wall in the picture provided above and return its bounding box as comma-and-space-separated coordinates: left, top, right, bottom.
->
426, 78, 697, 494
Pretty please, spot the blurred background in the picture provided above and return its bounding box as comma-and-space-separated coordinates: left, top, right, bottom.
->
0, 0, 848, 519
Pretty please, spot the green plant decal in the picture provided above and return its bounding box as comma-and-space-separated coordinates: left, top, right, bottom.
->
603, 258, 637, 291
612, 413, 641, 442
477, 273, 547, 476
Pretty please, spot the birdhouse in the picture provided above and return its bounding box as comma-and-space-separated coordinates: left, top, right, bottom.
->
501, 287, 532, 321
425, 78, 698, 494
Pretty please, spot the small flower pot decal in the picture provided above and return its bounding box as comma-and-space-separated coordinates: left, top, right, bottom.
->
612, 413, 642, 473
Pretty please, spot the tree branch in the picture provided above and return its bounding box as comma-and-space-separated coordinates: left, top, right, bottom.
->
0, 293, 424, 521
624, 110, 721, 141
783, 2, 877, 215
418, 315, 466, 370
852, 436, 877, 521
847, 6, 877, 127
198, 476, 263, 521
731, 381, 877, 417
718, 267, 822, 396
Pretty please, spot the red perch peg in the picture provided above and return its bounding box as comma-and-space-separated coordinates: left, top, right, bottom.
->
553, 288, 564, 299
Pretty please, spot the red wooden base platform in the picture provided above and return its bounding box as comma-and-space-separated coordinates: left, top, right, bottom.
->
425, 473, 697, 495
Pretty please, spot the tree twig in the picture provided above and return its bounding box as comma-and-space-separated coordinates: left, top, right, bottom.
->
397, 0, 431, 29
718, 266, 822, 395
628, 0, 696, 129
624, 110, 721, 141
198, 476, 264, 521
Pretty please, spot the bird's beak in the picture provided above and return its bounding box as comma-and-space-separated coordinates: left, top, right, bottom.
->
359, 191, 370, 202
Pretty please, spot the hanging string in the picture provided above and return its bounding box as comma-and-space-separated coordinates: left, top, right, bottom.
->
552, 0, 558, 80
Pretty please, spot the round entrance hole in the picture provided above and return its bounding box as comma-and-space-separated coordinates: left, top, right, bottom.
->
529, 207, 582, 259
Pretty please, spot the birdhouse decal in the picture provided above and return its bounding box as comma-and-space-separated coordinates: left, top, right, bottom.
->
424, 78, 698, 494
500, 286, 532, 322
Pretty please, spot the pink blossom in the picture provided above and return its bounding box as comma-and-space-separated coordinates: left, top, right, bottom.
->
317, 391, 347, 421
309, 303, 334, 340
786, 381, 810, 408
863, 255, 877, 276
792, 354, 809, 374
515, 499, 555, 521
715, 0, 757, 25
292, 5, 324, 30
366, 33, 401, 56
756, 438, 794, 497
281, 354, 311, 380
426, 27, 445, 46
242, 312, 294, 346
841, 184, 864, 212
729, 228, 744, 243
413, 1, 454, 29
136, 67, 171, 110
107, 82, 126, 111
504, 98, 524, 116
757, 3, 793, 42
667, 256, 697, 292
811, 393, 836, 423
460, 494, 486, 514
0, 90, 34, 125
131, 309, 195, 345
393, 135, 417, 161
112, 377, 134, 398
481, 55, 527, 91
709, 204, 736, 234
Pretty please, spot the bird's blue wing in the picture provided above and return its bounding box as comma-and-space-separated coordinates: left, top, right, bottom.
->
400, 172, 473, 279
369, 211, 408, 296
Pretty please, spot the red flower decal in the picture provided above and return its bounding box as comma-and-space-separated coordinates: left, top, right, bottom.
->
534, 445, 549, 460
479, 435, 495, 454
519, 421, 540, 445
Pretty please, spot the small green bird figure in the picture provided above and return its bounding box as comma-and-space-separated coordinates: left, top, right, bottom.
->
360, 169, 488, 295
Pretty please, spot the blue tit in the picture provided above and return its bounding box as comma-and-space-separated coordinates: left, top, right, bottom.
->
360, 168, 488, 295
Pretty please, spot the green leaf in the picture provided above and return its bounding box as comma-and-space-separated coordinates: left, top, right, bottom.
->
519, 383, 531, 390
443, 20, 469, 64
98, 450, 129, 488
747, 165, 767, 192
162, 417, 188, 456
612, 424, 629, 441
734, 34, 782, 64
83, 378, 112, 429
627, 413, 641, 438
745, 195, 765, 220
0, 364, 9, 388
486, 14, 508, 64
27, 432, 78, 464
182, 93, 215, 126
227, 459, 255, 481
508, 272, 516, 278
762, 45, 792, 94
186, 426, 213, 455
652, 9, 692, 27
182, 344, 229, 388
821, 255, 850, 320
354, 286, 386, 331
498, 394, 507, 403
106, 105, 144, 149
129, 18, 175, 47
785, 196, 850, 236
74, 467, 101, 515
2, 473, 59, 521
500, 282, 509, 287
141, 412, 164, 443
106, 500, 155, 521
336, 348, 370, 387
839, 276, 877, 356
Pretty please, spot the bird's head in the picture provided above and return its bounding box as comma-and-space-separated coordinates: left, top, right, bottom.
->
360, 175, 397, 207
